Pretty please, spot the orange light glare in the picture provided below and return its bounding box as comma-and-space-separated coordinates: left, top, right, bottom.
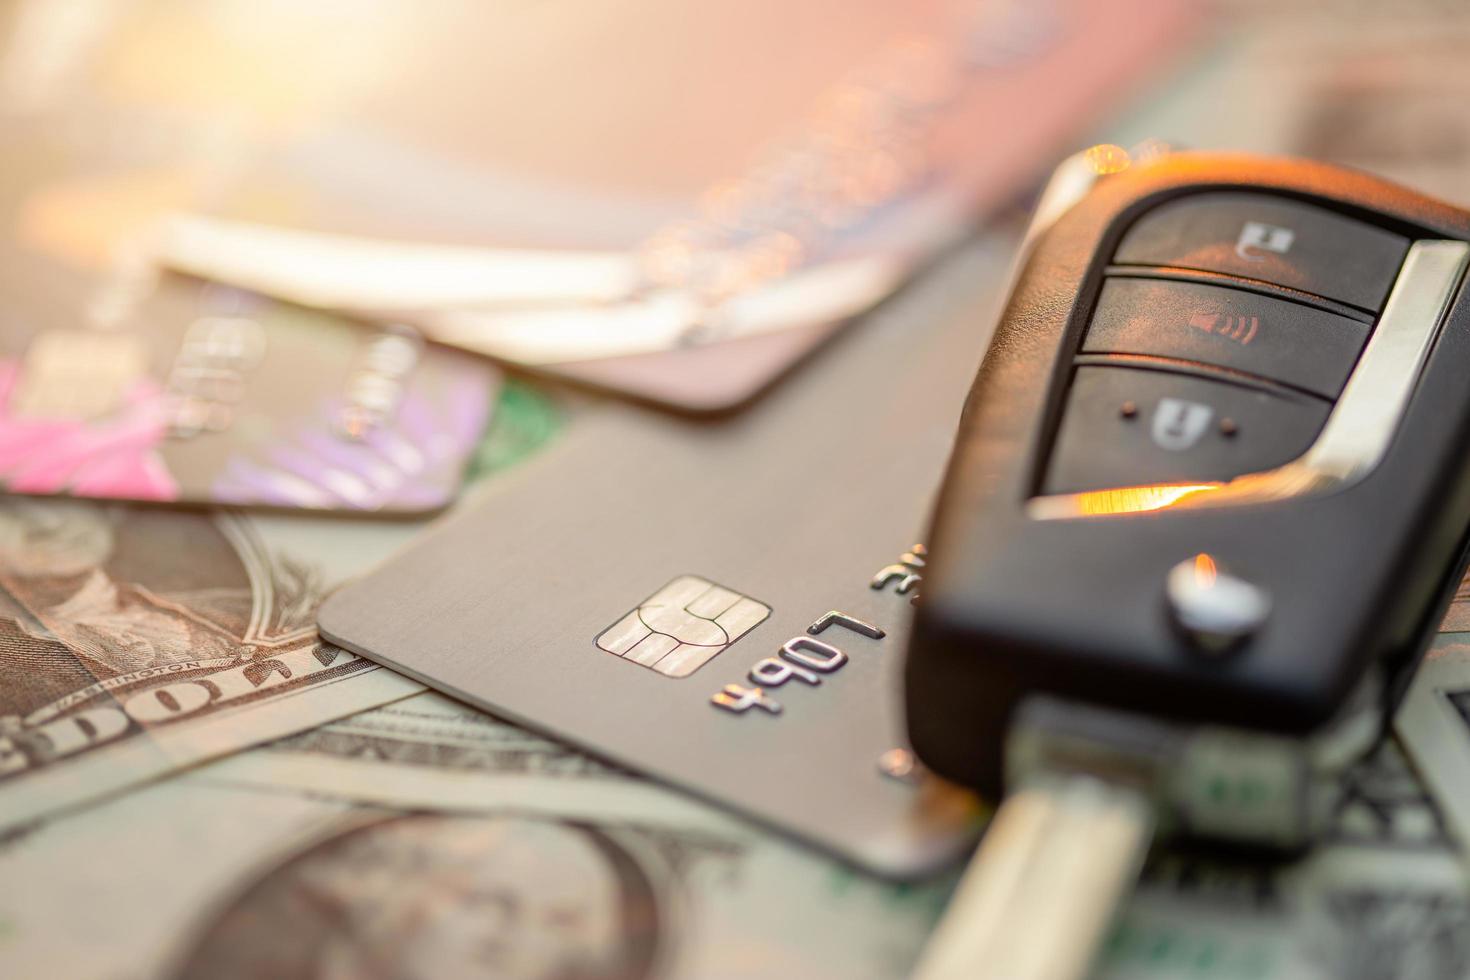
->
1193, 553, 1218, 588
1068, 483, 1222, 516
1083, 143, 1131, 175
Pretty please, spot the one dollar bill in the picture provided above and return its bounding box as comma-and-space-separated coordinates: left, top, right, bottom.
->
0, 691, 951, 980
0, 499, 426, 831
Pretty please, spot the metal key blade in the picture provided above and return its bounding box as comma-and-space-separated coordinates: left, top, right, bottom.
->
911, 773, 1154, 980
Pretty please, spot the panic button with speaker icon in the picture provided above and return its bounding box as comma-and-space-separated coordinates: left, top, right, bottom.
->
1083, 277, 1370, 398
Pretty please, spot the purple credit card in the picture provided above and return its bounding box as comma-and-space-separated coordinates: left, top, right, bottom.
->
0, 262, 497, 514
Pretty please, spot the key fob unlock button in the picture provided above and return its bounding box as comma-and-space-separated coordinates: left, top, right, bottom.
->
1043, 366, 1330, 494
1114, 191, 1409, 310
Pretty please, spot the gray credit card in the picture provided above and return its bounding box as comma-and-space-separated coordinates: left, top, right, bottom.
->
318, 236, 1013, 878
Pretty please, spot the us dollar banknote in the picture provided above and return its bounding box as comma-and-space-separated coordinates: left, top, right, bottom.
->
0, 498, 426, 832
0, 692, 952, 980
1099, 739, 1470, 980
3, 690, 1462, 979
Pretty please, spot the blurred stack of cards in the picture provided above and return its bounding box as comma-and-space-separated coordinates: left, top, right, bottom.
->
0, 0, 1194, 516
148, 0, 1194, 411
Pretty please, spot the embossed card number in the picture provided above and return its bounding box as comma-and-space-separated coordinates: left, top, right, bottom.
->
709, 546, 927, 718
711, 611, 884, 716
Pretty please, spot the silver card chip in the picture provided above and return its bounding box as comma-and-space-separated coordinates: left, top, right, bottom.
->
596, 575, 770, 678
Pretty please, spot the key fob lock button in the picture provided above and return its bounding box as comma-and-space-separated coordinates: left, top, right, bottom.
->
1044, 366, 1329, 494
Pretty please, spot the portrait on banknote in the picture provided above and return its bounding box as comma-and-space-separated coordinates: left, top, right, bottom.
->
173, 814, 666, 980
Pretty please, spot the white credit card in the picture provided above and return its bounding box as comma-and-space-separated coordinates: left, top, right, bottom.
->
148, 0, 1199, 410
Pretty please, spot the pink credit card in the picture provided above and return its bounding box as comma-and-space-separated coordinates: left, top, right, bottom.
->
0, 249, 496, 513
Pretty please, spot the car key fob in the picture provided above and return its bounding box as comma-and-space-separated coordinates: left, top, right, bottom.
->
903, 149, 1470, 980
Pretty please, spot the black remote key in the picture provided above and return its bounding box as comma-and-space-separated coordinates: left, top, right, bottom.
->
904, 149, 1470, 980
